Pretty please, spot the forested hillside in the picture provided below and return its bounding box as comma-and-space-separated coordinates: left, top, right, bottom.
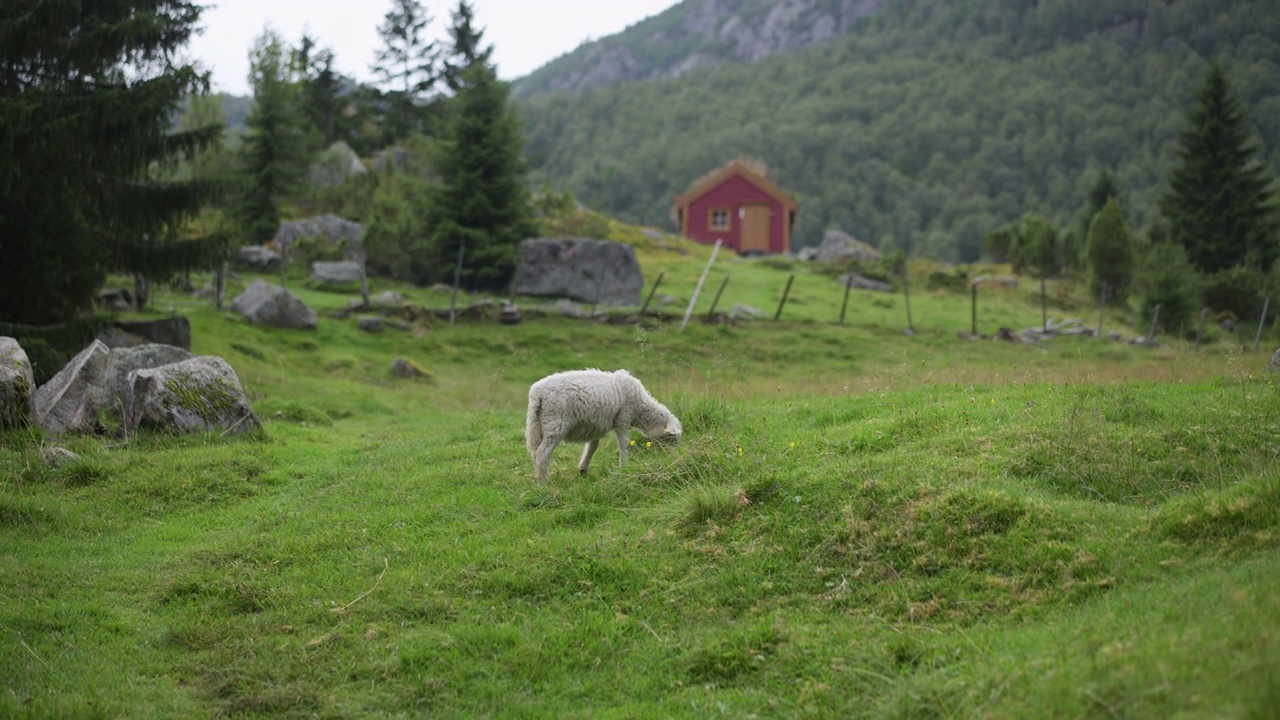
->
518, 0, 1280, 260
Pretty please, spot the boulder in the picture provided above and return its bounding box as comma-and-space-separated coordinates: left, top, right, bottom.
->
96, 344, 195, 417
111, 317, 192, 350
98, 288, 135, 311
371, 290, 405, 308
311, 261, 366, 285
357, 316, 384, 333
1267, 348, 1280, 373
236, 244, 283, 270
516, 237, 644, 306
123, 356, 261, 435
0, 337, 35, 429
33, 340, 111, 435
836, 271, 894, 292
811, 230, 883, 263
390, 358, 428, 379
307, 141, 367, 188
273, 214, 366, 264
231, 280, 318, 330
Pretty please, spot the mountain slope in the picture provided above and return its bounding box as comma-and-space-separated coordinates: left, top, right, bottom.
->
516, 0, 1280, 260
513, 0, 885, 99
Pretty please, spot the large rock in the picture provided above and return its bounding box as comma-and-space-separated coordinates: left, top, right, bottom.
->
33, 340, 111, 435
273, 214, 366, 264
516, 237, 644, 306
311, 261, 366, 285
95, 344, 195, 417
236, 244, 283, 270
106, 317, 192, 350
1268, 348, 1280, 373
231, 280, 318, 330
836, 270, 893, 292
0, 337, 35, 429
123, 356, 261, 435
307, 141, 367, 188
811, 230, 883, 263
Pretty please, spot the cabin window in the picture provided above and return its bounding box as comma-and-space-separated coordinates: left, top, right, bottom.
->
708, 207, 731, 231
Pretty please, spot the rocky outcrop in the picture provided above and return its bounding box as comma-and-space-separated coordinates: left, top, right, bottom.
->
804, 229, 883, 263
516, 238, 645, 306
231, 280, 318, 330
97, 344, 195, 417
0, 337, 35, 429
516, 0, 884, 95
123, 356, 261, 435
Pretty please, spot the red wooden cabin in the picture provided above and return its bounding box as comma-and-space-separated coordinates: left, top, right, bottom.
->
673, 160, 798, 254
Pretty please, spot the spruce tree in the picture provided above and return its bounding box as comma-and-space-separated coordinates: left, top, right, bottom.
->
0, 0, 222, 325
428, 62, 534, 291
372, 0, 439, 139
1160, 60, 1279, 274
1085, 198, 1136, 303
440, 1, 493, 92
237, 28, 308, 243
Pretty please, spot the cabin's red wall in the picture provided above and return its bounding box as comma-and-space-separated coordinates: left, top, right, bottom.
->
685, 175, 788, 253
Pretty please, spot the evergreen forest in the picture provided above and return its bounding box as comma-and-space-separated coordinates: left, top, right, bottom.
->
518, 0, 1280, 260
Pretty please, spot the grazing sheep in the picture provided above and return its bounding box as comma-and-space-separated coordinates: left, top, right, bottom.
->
526, 369, 682, 483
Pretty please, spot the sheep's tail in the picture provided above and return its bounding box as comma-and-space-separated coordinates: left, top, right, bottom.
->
525, 392, 542, 457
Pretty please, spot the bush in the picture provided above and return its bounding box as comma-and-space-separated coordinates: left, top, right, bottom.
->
1137, 243, 1201, 337
1201, 266, 1271, 328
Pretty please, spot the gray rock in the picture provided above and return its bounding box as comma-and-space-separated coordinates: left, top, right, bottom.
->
371, 290, 405, 308
42, 446, 78, 468
96, 344, 195, 417
98, 288, 134, 311
390, 358, 427, 378
307, 141, 367, 188
814, 230, 883, 263
836, 271, 893, 292
236, 244, 283, 270
0, 337, 35, 429
231, 280, 318, 330
1267, 348, 1280, 373
112, 317, 192, 350
516, 237, 644, 306
311, 261, 366, 284
123, 356, 260, 435
274, 214, 366, 264
731, 303, 767, 320
357, 316, 384, 333
33, 340, 111, 435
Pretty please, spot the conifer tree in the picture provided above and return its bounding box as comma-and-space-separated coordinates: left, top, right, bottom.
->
372, 0, 439, 139
428, 61, 533, 291
1085, 197, 1136, 303
237, 28, 308, 243
440, 1, 493, 92
1160, 60, 1278, 274
0, 0, 222, 324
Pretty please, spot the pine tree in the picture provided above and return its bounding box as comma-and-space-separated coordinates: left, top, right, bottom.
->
237, 28, 309, 243
1068, 169, 1123, 271
1160, 60, 1279, 274
1085, 197, 1136, 303
0, 0, 223, 325
372, 0, 439, 139
440, 1, 493, 92
428, 62, 534, 291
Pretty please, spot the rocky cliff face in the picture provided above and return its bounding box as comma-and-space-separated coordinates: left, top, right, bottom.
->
516, 0, 884, 96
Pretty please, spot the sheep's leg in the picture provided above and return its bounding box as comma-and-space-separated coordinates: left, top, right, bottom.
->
578, 439, 599, 474
534, 438, 559, 483
614, 428, 630, 466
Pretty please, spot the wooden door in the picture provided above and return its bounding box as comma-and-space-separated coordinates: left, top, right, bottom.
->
740, 204, 770, 253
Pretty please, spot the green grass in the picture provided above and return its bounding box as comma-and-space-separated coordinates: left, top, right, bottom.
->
2, 260, 1279, 718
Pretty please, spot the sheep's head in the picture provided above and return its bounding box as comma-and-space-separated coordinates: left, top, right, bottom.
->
646, 407, 682, 446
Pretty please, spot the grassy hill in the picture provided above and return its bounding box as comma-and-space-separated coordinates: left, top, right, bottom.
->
2, 248, 1278, 717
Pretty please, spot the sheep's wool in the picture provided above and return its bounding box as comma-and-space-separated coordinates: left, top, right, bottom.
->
525, 369, 681, 483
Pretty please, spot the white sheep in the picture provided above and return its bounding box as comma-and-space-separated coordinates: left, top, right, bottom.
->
525, 368, 682, 483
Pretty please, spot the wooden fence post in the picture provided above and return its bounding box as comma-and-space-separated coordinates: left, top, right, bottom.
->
840, 277, 853, 325
639, 271, 664, 316
680, 240, 721, 331
1254, 297, 1271, 350
449, 237, 465, 325
707, 275, 730, 321
774, 273, 795, 321
970, 282, 977, 336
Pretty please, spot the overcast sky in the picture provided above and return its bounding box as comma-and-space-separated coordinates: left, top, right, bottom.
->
185, 0, 681, 96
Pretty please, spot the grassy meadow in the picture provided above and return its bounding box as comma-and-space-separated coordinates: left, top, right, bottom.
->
2, 242, 1279, 718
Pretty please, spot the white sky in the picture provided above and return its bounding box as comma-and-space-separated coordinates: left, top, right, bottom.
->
185, 0, 680, 96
